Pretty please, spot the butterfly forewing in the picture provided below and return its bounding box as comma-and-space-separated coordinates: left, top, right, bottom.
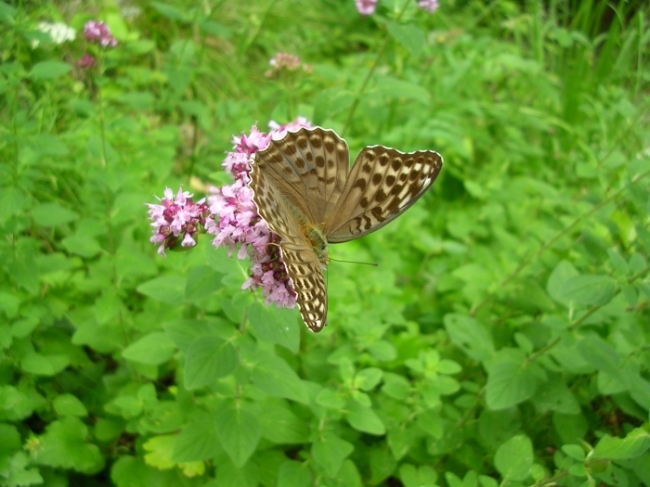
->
254, 128, 350, 225
326, 146, 443, 242
249, 126, 443, 332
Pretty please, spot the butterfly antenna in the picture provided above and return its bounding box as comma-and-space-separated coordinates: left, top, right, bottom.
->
329, 257, 378, 267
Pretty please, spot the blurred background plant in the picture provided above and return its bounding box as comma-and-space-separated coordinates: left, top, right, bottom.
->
1, 1, 649, 486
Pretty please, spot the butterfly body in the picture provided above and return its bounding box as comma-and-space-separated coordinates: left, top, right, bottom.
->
249, 127, 443, 332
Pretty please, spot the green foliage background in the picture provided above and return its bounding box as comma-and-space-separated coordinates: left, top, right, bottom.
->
1, 0, 650, 486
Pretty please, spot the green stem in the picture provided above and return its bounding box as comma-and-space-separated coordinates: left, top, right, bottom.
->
341, 0, 411, 136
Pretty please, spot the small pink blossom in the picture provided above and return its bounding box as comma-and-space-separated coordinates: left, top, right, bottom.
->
204, 118, 312, 309
148, 119, 313, 310
147, 188, 210, 256
83, 20, 118, 48
355, 0, 377, 15
77, 54, 96, 69
418, 0, 439, 13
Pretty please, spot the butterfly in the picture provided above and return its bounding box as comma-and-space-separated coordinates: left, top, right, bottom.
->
249, 127, 443, 332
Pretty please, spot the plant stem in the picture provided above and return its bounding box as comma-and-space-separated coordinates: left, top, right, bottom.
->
341, 0, 411, 136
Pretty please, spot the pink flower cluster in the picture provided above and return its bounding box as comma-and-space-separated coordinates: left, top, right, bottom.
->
355, 0, 439, 15
204, 118, 311, 308
147, 188, 210, 256
83, 20, 118, 48
418, 0, 439, 13
356, 0, 377, 15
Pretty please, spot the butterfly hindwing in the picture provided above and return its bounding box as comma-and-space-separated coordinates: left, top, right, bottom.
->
250, 150, 328, 331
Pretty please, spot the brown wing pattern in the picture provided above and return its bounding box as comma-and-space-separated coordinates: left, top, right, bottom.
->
249, 126, 443, 332
253, 127, 350, 225
249, 149, 328, 332
325, 146, 443, 243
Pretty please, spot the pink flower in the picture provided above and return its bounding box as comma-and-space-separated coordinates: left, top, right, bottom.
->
77, 54, 96, 69
418, 0, 439, 13
355, 0, 377, 16
147, 118, 312, 310
204, 118, 312, 309
147, 188, 210, 256
83, 20, 118, 48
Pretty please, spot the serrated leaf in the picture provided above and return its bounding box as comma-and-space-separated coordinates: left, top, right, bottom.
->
122, 332, 176, 365
494, 434, 533, 481
143, 435, 176, 469
184, 335, 238, 389
33, 417, 104, 474
215, 402, 261, 467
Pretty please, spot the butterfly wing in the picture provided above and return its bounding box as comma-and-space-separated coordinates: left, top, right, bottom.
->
325, 146, 443, 243
252, 127, 351, 225
249, 154, 328, 332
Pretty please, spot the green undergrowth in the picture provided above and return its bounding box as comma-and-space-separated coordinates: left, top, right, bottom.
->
1, 1, 649, 486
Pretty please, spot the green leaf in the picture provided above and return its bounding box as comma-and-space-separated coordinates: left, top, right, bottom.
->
387, 21, 425, 58
547, 260, 580, 305
375, 76, 430, 104
311, 432, 354, 478
215, 455, 259, 487
444, 314, 494, 361
250, 353, 309, 404
53, 394, 88, 417
185, 265, 223, 301
345, 401, 386, 435
494, 434, 533, 481
355, 367, 383, 390
184, 335, 238, 390
1, 451, 43, 487
137, 276, 186, 305
248, 303, 300, 353
30, 202, 77, 227
576, 335, 625, 384
259, 402, 310, 444
33, 417, 104, 474
485, 355, 538, 409
173, 417, 222, 462
382, 373, 411, 400
277, 460, 311, 487
215, 401, 261, 467
29, 61, 71, 80
21, 352, 68, 376
593, 428, 650, 460
559, 275, 617, 306
122, 332, 176, 365
399, 464, 438, 487
163, 318, 233, 353
368, 447, 397, 485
